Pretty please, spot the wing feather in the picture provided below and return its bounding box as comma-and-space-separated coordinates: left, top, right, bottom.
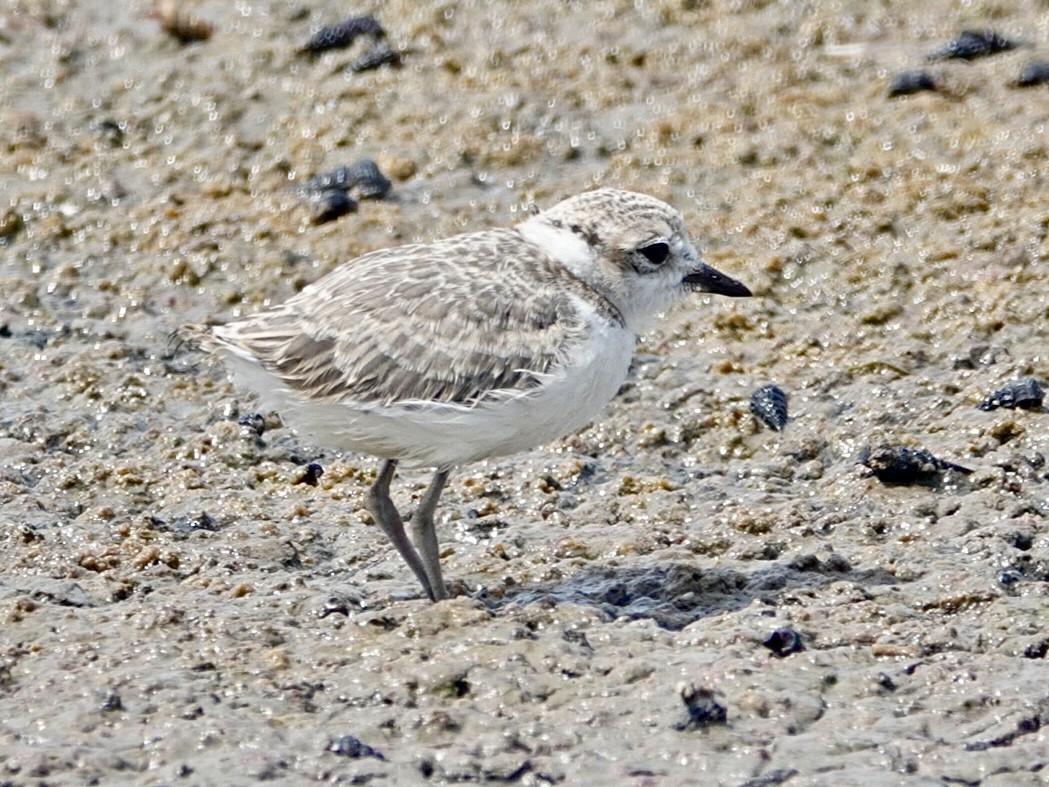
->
211, 229, 619, 408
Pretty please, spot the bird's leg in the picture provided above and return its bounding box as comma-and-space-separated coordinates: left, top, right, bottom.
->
364, 459, 436, 601
409, 470, 450, 601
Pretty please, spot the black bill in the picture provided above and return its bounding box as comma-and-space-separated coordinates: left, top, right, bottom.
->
683, 262, 752, 297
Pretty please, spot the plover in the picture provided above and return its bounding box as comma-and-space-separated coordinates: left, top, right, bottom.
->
179, 188, 751, 601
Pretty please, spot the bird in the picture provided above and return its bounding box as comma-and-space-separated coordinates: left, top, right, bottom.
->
178, 188, 751, 601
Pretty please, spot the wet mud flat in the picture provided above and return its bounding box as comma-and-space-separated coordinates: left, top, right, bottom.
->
1, 0, 1048, 784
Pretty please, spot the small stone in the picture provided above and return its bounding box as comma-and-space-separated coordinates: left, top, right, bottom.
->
238, 412, 267, 436
888, 69, 937, 97
673, 685, 727, 730
308, 190, 357, 225
1021, 639, 1048, 659
1016, 61, 1049, 87
294, 462, 324, 487
99, 690, 124, 712
328, 735, 386, 760
349, 40, 401, 73
874, 672, 897, 692
762, 627, 804, 657
317, 594, 354, 618
749, 384, 788, 431
858, 445, 973, 484
978, 378, 1044, 411
300, 15, 385, 55
303, 160, 392, 200
927, 30, 1017, 61
998, 570, 1023, 588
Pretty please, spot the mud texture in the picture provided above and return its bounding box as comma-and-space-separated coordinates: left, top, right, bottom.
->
2, 1, 1048, 785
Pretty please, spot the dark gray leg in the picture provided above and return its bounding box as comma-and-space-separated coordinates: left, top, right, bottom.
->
364, 459, 436, 601
409, 470, 450, 601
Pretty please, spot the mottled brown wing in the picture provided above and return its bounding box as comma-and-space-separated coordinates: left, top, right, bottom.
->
216, 230, 596, 407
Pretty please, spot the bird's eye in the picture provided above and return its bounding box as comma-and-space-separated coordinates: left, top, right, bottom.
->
638, 242, 670, 265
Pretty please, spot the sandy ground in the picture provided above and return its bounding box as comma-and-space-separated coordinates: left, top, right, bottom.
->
2, 0, 1049, 784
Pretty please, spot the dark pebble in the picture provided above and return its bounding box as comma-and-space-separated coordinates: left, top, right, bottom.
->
300, 15, 385, 54
888, 69, 937, 97
859, 445, 973, 484
302, 168, 346, 193
349, 160, 393, 199
308, 189, 357, 225
318, 593, 354, 618
762, 627, 804, 657
303, 159, 392, 200
328, 735, 386, 760
238, 412, 267, 436
927, 29, 1017, 61
998, 569, 1023, 588
1022, 639, 1049, 659
673, 685, 727, 730
1016, 61, 1049, 87
978, 378, 1044, 411
349, 40, 402, 73
90, 118, 126, 144
183, 511, 218, 532
874, 672, 897, 692
749, 383, 788, 431
99, 690, 124, 712
294, 462, 324, 487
